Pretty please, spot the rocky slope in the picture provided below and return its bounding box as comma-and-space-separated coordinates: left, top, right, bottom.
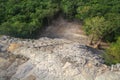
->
0, 36, 120, 80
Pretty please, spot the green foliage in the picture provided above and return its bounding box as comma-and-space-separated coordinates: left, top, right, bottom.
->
83, 16, 108, 39
60, 0, 120, 42
0, 0, 120, 40
76, 0, 120, 41
76, 5, 91, 20
104, 13, 120, 41
0, 0, 59, 38
103, 37, 120, 65
60, 0, 78, 19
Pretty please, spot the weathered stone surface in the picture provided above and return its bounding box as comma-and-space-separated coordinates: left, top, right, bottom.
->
0, 36, 120, 80
7, 43, 21, 52
95, 71, 120, 80
11, 60, 35, 80
22, 75, 36, 80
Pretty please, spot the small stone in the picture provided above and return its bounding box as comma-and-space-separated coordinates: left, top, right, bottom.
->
86, 62, 93, 68
7, 43, 21, 52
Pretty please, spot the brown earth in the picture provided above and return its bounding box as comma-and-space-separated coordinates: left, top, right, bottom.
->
39, 16, 88, 44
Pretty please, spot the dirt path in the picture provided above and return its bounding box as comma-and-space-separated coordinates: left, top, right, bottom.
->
39, 17, 88, 44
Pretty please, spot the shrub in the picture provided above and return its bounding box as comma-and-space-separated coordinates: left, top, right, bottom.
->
83, 16, 112, 48
103, 37, 120, 65
0, 0, 59, 38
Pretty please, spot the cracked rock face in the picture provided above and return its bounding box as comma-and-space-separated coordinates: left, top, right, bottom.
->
0, 36, 120, 80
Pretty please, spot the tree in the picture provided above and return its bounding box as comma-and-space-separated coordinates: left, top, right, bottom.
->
60, 0, 77, 19
103, 37, 120, 65
0, 0, 120, 40
83, 16, 111, 48
76, 5, 91, 20
104, 13, 120, 41
0, 0, 59, 38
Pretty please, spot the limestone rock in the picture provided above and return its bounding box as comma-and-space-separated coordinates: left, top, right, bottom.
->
7, 43, 21, 52
0, 36, 120, 80
95, 71, 120, 80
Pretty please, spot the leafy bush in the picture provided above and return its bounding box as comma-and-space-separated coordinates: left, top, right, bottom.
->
0, 0, 59, 38
83, 16, 113, 48
0, 0, 120, 40
103, 37, 120, 65
60, 0, 77, 19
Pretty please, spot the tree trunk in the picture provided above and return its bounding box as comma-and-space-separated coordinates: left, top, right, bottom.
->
89, 35, 94, 45
94, 38, 102, 49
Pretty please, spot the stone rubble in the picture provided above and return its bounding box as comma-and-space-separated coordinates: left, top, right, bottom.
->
0, 36, 120, 80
